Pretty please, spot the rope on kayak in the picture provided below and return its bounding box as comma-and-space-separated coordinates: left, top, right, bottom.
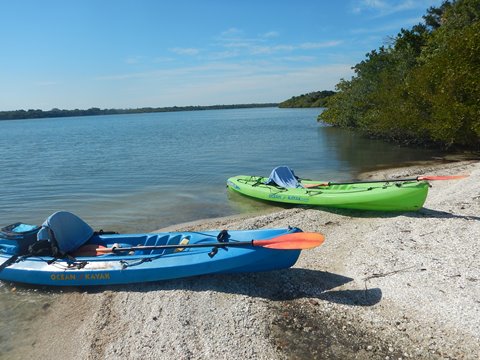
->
36, 257, 88, 270
269, 188, 288, 195
238, 176, 291, 192
238, 176, 262, 185
245, 176, 290, 191
0, 253, 88, 272
249, 176, 264, 187
120, 256, 156, 269
306, 190, 323, 196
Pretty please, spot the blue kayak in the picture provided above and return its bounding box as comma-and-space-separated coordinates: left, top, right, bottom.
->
0, 224, 304, 286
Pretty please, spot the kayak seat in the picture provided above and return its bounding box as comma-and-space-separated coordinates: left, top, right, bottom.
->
147, 235, 169, 255
144, 235, 158, 247
134, 234, 171, 255
264, 166, 304, 189
155, 235, 170, 246
37, 211, 94, 254
159, 234, 183, 255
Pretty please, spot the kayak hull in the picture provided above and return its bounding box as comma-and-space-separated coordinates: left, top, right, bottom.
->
227, 176, 429, 211
0, 228, 302, 286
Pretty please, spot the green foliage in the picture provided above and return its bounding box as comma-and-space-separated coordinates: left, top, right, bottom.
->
409, 13, 480, 147
279, 91, 336, 108
319, 0, 480, 150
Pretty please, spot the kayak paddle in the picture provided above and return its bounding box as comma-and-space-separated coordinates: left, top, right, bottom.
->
79, 232, 325, 256
303, 174, 468, 188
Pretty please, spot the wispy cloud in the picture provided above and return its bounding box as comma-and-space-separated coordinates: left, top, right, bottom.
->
170, 47, 201, 56
215, 28, 342, 56
250, 45, 294, 55
248, 41, 342, 55
206, 50, 241, 60
299, 41, 343, 49
96, 63, 260, 82
150, 63, 354, 106
125, 56, 144, 64
95, 27, 347, 107
353, 0, 384, 14
352, 0, 439, 17
118, 63, 353, 107
34, 81, 58, 86
152, 56, 175, 63
216, 28, 264, 49
95, 59, 355, 100
220, 27, 244, 38
282, 56, 317, 62
261, 31, 279, 38
351, 16, 423, 34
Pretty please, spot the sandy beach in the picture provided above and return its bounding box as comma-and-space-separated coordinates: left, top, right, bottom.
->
4, 159, 480, 360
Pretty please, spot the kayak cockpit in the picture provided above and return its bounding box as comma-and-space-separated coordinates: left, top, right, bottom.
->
84, 233, 190, 256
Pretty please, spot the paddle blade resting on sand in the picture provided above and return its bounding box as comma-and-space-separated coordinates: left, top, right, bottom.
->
417, 175, 469, 181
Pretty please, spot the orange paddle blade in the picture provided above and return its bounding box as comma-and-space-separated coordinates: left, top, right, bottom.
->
253, 232, 325, 250
417, 175, 469, 181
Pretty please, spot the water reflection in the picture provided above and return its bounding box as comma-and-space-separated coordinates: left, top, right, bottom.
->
317, 124, 443, 179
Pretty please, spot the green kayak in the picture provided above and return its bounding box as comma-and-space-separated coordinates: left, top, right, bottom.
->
226, 175, 430, 211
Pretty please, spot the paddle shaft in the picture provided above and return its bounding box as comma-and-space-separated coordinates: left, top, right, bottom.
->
327, 177, 422, 186
96, 232, 324, 253
98, 241, 258, 253
306, 175, 466, 187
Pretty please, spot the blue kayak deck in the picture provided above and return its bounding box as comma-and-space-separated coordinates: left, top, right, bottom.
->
0, 228, 302, 286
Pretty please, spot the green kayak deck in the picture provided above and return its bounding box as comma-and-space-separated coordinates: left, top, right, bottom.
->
227, 175, 429, 211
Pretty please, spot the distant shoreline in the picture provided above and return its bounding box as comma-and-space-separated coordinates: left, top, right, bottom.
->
0, 103, 280, 121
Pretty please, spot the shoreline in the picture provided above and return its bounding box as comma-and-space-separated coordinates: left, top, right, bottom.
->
4, 159, 480, 359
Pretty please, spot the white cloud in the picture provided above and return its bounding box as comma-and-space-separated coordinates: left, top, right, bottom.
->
250, 44, 294, 55
215, 28, 341, 58
148, 63, 353, 106
351, 16, 423, 34
33, 81, 58, 86
359, 0, 388, 10
125, 56, 144, 64
94, 61, 353, 106
222, 40, 258, 49
299, 41, 343, 49
170, 47, 200, 56
220, 27, 244, 38
9, 61, 353, 109
283, 56, 316, 62
248, 41, 341, 55
352, 0, 383, 13
261, 31, 279, 38
352, 0, 441, 17
152, 56, 175, 63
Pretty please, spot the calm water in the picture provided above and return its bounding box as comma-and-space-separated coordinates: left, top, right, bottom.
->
0, 107, 445, 356
0, 107, 443, 233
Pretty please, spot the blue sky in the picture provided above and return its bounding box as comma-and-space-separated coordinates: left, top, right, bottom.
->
0, 0, 443, 111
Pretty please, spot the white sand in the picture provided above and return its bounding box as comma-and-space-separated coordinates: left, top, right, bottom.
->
6, 160, 480, 360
